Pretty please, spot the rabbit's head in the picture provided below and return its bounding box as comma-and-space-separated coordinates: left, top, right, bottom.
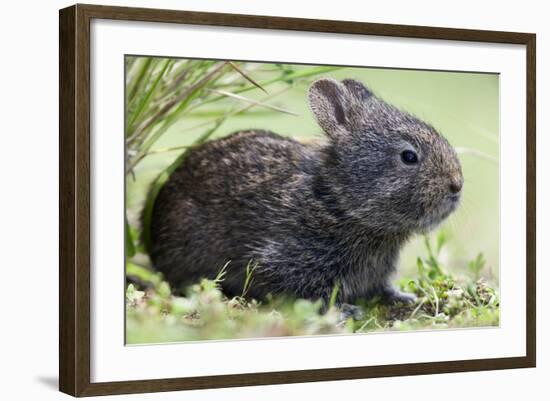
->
308, 78, 463, 234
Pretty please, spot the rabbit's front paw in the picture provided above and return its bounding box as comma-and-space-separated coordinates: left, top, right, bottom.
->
380, 287, 417, 305
339, 303, 364, 321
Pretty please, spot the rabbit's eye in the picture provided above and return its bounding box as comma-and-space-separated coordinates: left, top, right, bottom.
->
401, 150, 418, 165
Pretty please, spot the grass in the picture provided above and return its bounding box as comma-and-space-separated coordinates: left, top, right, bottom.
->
126, 234, 499, 344
124, 56, 500, 344
125, 57, 341, 252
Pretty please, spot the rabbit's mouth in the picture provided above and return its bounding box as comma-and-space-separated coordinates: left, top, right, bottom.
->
449, 193, 461, 203
438, 194, 461, 220
416, 195, 461, 233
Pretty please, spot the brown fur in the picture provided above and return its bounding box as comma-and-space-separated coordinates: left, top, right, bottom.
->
148, 78, 463, 310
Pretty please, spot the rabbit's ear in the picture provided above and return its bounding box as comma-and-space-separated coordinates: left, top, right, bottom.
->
308, 78, 348, 138
342, 79, 373, 102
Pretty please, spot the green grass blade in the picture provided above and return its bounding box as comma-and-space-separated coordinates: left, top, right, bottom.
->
126, 59, 172, 134
126, 57, 153, 106
189, 65, 342, 110
329, 281, 340, 308
125, 214, 136, 258
228, 62, 268, 94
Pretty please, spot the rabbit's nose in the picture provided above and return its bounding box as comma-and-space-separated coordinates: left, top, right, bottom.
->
449, 178, 463, 194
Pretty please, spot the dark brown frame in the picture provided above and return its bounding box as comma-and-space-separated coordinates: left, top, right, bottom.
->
59, 3, 536, 397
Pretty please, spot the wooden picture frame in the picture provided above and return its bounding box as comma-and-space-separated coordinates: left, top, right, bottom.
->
59, 3, 536, 397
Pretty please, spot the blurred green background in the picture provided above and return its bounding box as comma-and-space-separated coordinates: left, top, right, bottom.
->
126, 60, 499, 287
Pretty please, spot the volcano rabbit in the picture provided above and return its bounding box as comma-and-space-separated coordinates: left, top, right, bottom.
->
149, 78, 463, 314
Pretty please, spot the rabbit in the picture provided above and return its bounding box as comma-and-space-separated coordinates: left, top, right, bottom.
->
148, 78, 463, 317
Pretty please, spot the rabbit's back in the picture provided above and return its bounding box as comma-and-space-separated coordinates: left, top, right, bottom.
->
149, 130, 319, 296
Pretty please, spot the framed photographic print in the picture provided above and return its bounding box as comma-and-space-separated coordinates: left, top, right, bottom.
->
59, 4, 536, 397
